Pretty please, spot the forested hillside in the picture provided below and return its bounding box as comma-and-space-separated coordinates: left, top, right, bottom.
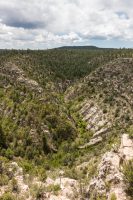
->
0, 48, 133, 200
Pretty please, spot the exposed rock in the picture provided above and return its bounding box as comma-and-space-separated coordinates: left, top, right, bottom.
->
109, 184, 127, 200
10, 162, 30, 199
80, 101, 111, 142
76, 162, 90, 171
0, 62, 43, 93
44, 177, 80, 200
93, 127, 109, 138
87, 134, 133, 200
119, 134, 133, 160
79, 136, 102, 149
17, 76, 43, 93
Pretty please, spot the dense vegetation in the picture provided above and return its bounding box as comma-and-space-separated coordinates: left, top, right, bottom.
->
1, 48, 132, 89
0, 48, 133, 198
123, 160, 133, 197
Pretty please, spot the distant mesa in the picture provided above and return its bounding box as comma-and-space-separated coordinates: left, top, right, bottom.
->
57, 45, 99, 50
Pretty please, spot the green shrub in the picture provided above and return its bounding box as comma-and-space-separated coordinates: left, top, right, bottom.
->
42, 136, 51, 154
5, 149, 14, 160
103, 108, 107, 114
123, 160, 133, 197
11, 178, 19, 192
35, 187, 44, 199
0, 175, 9, 186
125, 114, 130, 122
62, 153, 75, 166
127, 126, 133, 139
110, 193, 117, 200
46, 114, 58, 128
64, 168, 78, 180
54, 122, 76, 142
37, 168, 47, 182
46, 184, 61, 195
19, 160, 33, 173
0, 126, 7, 148
90, 193, 106, 200
0, 192, 16, 200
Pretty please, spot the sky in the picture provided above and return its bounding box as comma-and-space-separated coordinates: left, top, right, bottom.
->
0, 0, 133, 49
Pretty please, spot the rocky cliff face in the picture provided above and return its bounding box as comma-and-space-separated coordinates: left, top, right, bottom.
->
0, 62, 43, 93
79, 100, 111, 148
87, 134, 133, 200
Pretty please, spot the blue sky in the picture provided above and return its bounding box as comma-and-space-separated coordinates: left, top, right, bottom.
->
0, 0, 133, 49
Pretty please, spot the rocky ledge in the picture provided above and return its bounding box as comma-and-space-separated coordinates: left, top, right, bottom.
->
87, 134, 133, 200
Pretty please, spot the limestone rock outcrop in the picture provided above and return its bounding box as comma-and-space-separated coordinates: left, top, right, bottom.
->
87, 134, 133, 200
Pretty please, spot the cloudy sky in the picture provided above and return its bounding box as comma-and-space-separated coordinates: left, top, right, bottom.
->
0, 0, 133, 49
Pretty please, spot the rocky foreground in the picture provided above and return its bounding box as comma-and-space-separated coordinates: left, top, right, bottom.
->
87, 134, 133, 200
0, 133, 132, 200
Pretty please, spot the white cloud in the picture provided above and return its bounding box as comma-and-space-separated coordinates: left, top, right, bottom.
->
0, 0, 133, 48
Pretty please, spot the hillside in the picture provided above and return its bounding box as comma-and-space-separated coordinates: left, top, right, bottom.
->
0, 49, 133, 199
